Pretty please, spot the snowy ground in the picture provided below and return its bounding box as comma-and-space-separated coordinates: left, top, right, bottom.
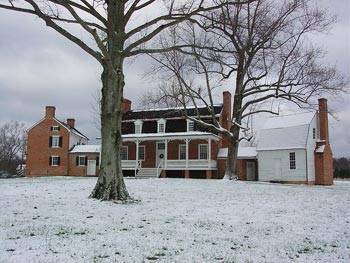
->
0, 177, 349, 263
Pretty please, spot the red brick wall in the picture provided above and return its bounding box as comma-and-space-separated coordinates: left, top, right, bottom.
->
26, 118, 70, 176
315, 143, 333, 185
68, 153, 100, 176
217, 158, 256, 180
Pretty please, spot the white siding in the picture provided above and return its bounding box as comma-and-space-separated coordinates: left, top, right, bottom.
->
305, 115, 318, 182
257, 149, 307, 182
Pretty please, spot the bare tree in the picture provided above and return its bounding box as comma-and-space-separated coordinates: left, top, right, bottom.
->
0, 121, 27, 174
151, 0, 347, 179
0, 0, 252, 200
137, 80, 193, 109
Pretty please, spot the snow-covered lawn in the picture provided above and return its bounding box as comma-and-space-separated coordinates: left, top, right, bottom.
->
0, 177, 349, 263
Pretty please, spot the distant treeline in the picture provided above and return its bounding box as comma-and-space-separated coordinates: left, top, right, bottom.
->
334, 158, 350, 179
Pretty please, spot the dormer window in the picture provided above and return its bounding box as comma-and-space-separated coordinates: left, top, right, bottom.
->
157, 119, 166, 133
187, 120, 194, 132
134, 120, 143, 134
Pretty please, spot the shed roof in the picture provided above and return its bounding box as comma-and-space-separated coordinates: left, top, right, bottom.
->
70, 145, 100, 153
217, 147, 257, 159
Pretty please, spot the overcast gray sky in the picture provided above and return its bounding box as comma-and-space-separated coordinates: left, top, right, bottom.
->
0, 0, 349, 157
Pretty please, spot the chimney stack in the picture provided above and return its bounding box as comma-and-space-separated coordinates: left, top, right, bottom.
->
67, 118, 75, 128
318, 98, 329, 142
122, 98, 132, 113
219, 91, 232, 148
222, 91, 232, 130
45, 106, 56, 119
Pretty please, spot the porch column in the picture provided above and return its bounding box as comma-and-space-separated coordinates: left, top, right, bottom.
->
164, 139, 168, 168
208, 137, 211, 168
135, 139, 139, 176
185, 139, 189, 169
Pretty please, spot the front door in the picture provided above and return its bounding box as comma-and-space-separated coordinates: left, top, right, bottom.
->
87, 160, 96, 176
156, 142, 165, 167
246, 161, 256, 181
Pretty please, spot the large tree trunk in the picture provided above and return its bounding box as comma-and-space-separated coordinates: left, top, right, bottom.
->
225, 128, 240, 180
90, 65, 130, 201
90, 0, 130, 201
224, 53, 245, 180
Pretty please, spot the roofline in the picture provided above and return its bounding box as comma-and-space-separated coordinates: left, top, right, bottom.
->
27, 117, 70, 133
122, 114, 221, 122
27, 117, 89, 140
130, 104, 223, 112
256, 147, 306, 151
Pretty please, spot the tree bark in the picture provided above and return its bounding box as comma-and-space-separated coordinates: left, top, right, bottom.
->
89, 65, 130, 201
225, 53, 245, 180
90, 0, 130, 201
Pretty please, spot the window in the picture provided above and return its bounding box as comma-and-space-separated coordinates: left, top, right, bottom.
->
157, 119, 166, 133
78, 156, 87, 166
51, 126, 60, 131
313, 128, 316, 139
138, 146, 145, 160
50, 135, 61, 148
187, 120, 194, 132
157, 142, 165, 150
199, 144, 208, 160
179, 144, 186, 160
50, 156, 60, 166
120, 146, 128, 160
289, 152, 296, 170
134, 120, 143, 134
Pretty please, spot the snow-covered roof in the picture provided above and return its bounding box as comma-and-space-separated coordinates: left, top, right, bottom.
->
217, 147, 257, 159
70, 145, 101, 153
122, 131, 220, 141
257, 112, 316, 151
263, 112, 315, 129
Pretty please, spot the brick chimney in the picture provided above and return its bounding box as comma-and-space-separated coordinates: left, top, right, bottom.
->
221, 91, 232, 130
219, 91, 232, 148
67, 118, 75, 128
318, 98, 329, 142
45, 106, 56, 118
122, 98, 131, 113
315, 98, 333, 185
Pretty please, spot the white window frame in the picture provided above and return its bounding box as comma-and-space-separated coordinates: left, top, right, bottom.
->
198, 144, 208, 160
138, 145, 145, 161
134, 120, 143, 134
187, 120, 195, 132
78, 156, 86, 166
51, 156, 60, 166
52, 126, 60, 131
157, 118, 166, 133
313, 128, 316, 139
51, 135, 60, 148
289, 152, 296, 170
120, 146, 128, 160
179, 144, 186, 160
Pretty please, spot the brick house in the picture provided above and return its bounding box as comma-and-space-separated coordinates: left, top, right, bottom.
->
26, 92, 333, 185
26, 106, 89, 176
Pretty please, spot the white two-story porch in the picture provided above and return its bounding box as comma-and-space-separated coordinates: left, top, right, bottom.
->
121, 132, 220, 178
